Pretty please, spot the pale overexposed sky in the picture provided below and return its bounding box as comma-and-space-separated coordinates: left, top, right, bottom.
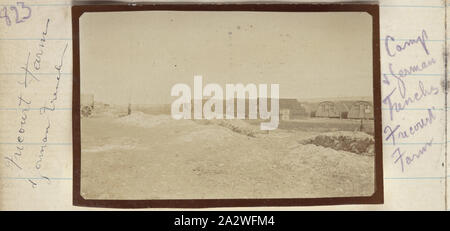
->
80, 11, 373, 105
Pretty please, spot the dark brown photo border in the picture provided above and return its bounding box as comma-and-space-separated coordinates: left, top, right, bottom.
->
72, 3, 383, 209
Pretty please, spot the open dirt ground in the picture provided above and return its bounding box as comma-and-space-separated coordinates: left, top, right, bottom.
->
80, 112, 374, 200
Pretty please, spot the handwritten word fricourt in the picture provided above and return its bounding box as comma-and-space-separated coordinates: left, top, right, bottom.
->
384, 107, 436, 146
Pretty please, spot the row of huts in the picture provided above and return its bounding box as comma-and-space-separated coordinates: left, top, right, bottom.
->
80, 94, 373, 120
175, 98, 374, 120
303, 100, 374, 120
279, 99, 373, 120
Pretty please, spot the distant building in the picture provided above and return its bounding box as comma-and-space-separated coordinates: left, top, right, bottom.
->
278, 98, 308, 120
348, 101, 374, 119
315, 101, 346, 118
186, 98, 308, 120
315, 101, 354, 119
280, 108, 290, 120
301, 102, 319, 117
314, 100, 373, 119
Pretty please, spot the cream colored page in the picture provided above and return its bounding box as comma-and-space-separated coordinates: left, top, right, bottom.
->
445, 0, 450, 211
366, 0, 446, 211
0, 0, 447, 210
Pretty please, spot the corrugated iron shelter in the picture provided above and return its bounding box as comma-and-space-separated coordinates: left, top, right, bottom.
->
315, 101, 354, 118
348, 101, 374, 119
316, 101, 341, 118
335, 101, 354, 119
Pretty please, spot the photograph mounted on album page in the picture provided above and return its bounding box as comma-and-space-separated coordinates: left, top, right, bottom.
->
72, 3, 383, 208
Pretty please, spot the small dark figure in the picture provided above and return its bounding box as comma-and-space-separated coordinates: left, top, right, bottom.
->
359, 118, 364, 131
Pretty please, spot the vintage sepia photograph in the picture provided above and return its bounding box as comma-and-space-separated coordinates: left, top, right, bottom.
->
73, 4, 382, 208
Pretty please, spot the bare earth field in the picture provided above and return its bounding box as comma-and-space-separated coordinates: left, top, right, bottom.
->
80, 112, 374, 200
